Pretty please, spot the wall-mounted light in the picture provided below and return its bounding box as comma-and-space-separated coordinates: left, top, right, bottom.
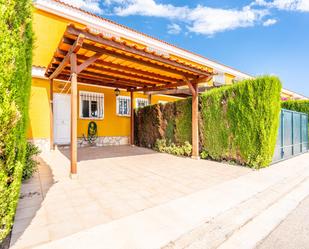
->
114, 88, 120, 96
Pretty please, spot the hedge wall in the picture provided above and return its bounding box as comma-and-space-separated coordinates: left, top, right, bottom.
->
0, 0, 33, 242
282, 100, 309, 117
135, 76, 282, 168
200, 76, 281, 168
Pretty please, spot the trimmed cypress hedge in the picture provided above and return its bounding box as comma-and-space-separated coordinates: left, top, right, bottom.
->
135, 76, 282, 168
0, 0, 33, 242
282, 100, 309, 117
200, 76, 281, 168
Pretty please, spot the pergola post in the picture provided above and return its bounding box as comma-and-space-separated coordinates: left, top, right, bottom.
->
49, 79, 54, 150
186, 80, 200, 159
148, 94, 152, 105
130, 90, 134, 146
191, 83, 199, 159
70, 53, 78, 176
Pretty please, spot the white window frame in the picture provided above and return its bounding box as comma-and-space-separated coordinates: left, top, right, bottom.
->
79, 90, 104, 120
116, 96, 131, 117
135, 98, 149, 109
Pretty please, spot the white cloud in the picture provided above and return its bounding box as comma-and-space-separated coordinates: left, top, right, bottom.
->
105, 1, 269, 35
255, 0, 309, 12
187, 6, 268, 35
263, 18, 278, 25
112, 0, 189, 19
61, 0, 103, 14
167, 23, 182, 34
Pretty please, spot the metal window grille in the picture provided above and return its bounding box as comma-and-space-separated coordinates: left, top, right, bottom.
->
79, 91, 104, 119
273, 109, 308, 163
117, 96, 131, 116
136, 98, 149, 108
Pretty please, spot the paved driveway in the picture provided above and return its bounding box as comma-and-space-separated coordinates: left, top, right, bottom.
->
11, 146, 250, 249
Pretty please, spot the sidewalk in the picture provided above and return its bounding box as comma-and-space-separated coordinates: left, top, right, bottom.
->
33, 153, 309, 249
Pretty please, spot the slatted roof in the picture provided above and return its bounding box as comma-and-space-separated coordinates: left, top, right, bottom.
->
45, 24, 213, 92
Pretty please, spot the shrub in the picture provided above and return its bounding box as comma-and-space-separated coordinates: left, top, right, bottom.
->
154, 139, 192, 156
0, 0, 33, 242
22, 143, 40, 181
200, 76, 282, 168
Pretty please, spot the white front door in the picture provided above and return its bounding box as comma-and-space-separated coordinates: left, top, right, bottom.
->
54, 94, 71, 145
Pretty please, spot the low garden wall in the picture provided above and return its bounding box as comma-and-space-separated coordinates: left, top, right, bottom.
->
135, 76, 282, 168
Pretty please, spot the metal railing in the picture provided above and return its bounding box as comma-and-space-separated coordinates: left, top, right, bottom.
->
273, 109, 308, 163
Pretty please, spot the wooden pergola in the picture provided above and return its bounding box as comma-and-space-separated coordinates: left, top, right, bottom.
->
46, 24, 213, 176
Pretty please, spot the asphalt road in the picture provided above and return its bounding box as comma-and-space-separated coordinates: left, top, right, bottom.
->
257, 195, 309, 249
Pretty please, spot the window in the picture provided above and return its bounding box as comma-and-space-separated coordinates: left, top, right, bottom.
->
116, 96, 131, 116
136, 98, 149, 108
79, 91, 104, 119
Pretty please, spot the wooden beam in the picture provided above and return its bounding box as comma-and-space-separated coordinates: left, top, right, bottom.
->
145, 86, 211, 96
70, 53, 78, 176
49, 79, 54, 150
50, 52, 181, 83
60, 67, 158, 86
57, 74, 137, 90
51, 60, 173, 85
66, 26, 211, 77
49, 34, 84, 79
59, 70, 150, 88
133, 81, 187, 92
77, 52, 102, 74
130, 91, 134, 145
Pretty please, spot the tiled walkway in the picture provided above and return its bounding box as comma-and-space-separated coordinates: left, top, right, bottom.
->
11, 146, 250, 249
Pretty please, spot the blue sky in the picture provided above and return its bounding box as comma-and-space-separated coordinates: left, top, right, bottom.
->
64, 0, 309, 96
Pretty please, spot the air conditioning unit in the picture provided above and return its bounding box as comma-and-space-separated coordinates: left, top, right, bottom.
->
213, 72, 225, 86
232, 77, 243, 84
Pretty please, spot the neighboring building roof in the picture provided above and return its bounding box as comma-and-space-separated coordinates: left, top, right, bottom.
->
282, 88, 308, 100
34, 0, 252, 79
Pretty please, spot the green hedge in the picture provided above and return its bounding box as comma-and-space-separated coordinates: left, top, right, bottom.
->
0, 0, 33, 242
200, 76, 281, 168
282, 100, 309, 116
135, 76, 282, 168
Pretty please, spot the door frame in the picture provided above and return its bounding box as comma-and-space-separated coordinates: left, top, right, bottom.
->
53, 93, 71, 145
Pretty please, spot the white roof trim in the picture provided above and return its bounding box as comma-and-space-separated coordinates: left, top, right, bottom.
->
34, 0, 251, 79
282, 88, 308, 100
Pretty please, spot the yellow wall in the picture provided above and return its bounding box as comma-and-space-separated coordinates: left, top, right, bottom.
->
33, 9, 85, 67
27, 78, 179, 139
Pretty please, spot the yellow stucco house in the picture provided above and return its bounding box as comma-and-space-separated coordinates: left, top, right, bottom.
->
29, 0, 307, 153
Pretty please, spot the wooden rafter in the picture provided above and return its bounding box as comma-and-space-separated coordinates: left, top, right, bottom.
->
54, 64, 167, 85
66, 25, 211, 77
49, 53, 180, 83
59, 69, 156, 87
144, 86, 211, 96
77, 52, 102, 73
49, 34, 84, 79
57, 74, 137, 90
